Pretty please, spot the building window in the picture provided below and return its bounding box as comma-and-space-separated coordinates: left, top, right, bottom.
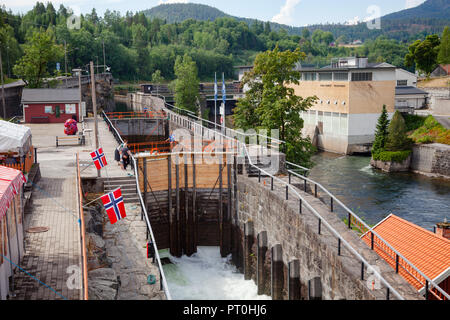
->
351, 72, 373, 81
397, 80, 408, 86
45, 106, 52, 113
334, 72, 349, 81
302, 72, 317, 81
319, 73, 333, 81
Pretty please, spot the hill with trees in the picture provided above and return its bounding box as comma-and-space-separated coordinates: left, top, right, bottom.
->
143, 1, 450, 42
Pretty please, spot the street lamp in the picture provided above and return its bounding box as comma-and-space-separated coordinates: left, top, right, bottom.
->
72, 68, 83, 122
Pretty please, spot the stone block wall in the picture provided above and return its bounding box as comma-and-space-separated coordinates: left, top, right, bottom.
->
411, 143, 450, 178
234, 174, 423, 300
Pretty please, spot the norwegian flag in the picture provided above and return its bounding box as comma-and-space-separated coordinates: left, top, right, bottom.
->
90, 148, 108, 170
101, 188, 126, 224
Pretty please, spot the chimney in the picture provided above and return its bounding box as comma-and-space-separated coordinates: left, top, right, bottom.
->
436, 218, 450, 240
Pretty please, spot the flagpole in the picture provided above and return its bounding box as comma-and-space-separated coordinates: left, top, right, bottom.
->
214, 72, 217, 131
222, 72, 226, 135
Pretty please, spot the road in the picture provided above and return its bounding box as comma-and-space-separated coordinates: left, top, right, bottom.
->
434, 116, 450, 129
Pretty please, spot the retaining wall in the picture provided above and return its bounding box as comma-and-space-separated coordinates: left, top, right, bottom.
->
411, 143, 450, 178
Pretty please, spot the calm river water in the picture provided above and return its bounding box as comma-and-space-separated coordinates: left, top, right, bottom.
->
307, 152, 450, 231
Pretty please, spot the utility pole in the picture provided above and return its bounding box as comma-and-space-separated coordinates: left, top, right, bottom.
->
64, 40, 68, 87
102, 40, 106, 74
90, 61, 100, 177
0, 50, 6, 120
73, 68, 83, 122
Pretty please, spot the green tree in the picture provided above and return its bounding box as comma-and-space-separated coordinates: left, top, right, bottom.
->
151, 69, 164, 96
371, 105, 390, 156
438, 26, 450, 65
13, 30, 63, 88
170, 54, 199, 113
385, 111, 412, 152
233, 46, 317, 167
405, 34, 441, 77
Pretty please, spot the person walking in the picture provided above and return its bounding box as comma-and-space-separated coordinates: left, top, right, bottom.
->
115, 139, 128, 166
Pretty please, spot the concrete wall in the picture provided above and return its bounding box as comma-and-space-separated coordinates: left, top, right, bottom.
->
235, 174, 422, 300
411, 143, 450, 178
130, 93, 165, 112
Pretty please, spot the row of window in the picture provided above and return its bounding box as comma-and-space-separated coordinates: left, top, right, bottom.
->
302, 72, 373, 82
301, 110, 348, 136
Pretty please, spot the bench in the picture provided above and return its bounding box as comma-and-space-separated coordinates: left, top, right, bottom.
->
31, 116, 50, 123
56, 135, 86, 147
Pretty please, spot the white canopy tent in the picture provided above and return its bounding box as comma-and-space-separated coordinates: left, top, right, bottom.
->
0, 120, 32, 156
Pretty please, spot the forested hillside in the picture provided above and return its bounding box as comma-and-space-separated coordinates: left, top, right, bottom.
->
0, 1, 447, 83
144, 1, 450, 42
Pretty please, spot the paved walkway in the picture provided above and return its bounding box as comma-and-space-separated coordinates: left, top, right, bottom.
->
11, 117, 159, 300
11, 123, 87, 300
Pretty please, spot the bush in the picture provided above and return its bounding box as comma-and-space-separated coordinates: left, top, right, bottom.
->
409, 115, 450, 145
372, 150, 412, 162
403, 114, 426, 132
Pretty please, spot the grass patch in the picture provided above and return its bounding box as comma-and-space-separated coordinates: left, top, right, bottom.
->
409, 115, 450, 145
372, 150, 412, 162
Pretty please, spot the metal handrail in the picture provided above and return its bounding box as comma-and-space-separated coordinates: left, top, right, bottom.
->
164, 102, 285, 148
163, 107, 409, 300
286, 167, 450, 300
101, 111, 172, 300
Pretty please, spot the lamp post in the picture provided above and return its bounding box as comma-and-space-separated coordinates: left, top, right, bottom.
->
72, 68, 83, 122
90, 61, 100, 178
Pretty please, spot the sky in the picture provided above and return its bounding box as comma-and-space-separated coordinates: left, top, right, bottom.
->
1, 0, 427, 27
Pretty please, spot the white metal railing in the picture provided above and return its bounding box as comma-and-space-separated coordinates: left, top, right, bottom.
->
162, 106, 408, 300
162, 104, 450, 301
102, 111, 172, 300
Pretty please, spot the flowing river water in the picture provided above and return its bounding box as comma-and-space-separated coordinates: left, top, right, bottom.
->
307, 152, 450, 231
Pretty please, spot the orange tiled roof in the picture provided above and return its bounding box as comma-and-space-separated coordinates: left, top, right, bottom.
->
441, 64, 450, 75
362, 214, 450, 291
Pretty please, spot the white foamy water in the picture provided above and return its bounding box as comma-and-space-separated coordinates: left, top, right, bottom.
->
359, 165, 376, 176
162, 246, 271, 300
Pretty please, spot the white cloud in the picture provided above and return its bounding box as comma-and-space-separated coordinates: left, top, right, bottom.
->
158, 0, 189, 4
271, 0, 301, 25
346, 16, 360, 26
405, 0, 426, 9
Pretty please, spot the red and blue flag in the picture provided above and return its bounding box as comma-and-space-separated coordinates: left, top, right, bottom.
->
101, 188, 126, 224
90, 148, 107, 170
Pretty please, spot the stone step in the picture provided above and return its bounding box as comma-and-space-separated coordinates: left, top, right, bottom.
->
105, 185, 137, 191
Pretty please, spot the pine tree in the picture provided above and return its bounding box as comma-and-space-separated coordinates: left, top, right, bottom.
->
385, 111, 412, 152
371, 105, 390, 156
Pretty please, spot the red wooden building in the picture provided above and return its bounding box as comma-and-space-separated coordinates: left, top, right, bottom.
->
22, 89, 81, 124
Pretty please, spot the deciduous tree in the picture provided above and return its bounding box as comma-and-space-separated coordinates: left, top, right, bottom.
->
13, 30, 63, 88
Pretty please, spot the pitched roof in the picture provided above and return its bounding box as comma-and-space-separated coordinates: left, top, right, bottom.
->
395, 86, 429, 96
362, 214, 450, 292
22, 89, 80, 104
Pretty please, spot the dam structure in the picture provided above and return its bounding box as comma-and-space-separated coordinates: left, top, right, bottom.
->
99, 101, 448, 301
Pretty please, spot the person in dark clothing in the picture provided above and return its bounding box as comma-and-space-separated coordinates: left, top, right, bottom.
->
120, 145, 132, 170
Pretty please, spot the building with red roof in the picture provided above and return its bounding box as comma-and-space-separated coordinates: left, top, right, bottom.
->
362, 214, 450, 300
0, 166, 26, 300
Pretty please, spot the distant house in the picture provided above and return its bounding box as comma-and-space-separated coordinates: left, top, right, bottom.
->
362, 214, 450, 300
431, 64, 450, 78
395, 86, 428, 111
396, 68, 418, 87
22, 89, 81, 124
235, 65, 254, 82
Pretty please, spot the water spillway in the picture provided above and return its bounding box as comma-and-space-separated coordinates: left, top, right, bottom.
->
162, 247, 271, 300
